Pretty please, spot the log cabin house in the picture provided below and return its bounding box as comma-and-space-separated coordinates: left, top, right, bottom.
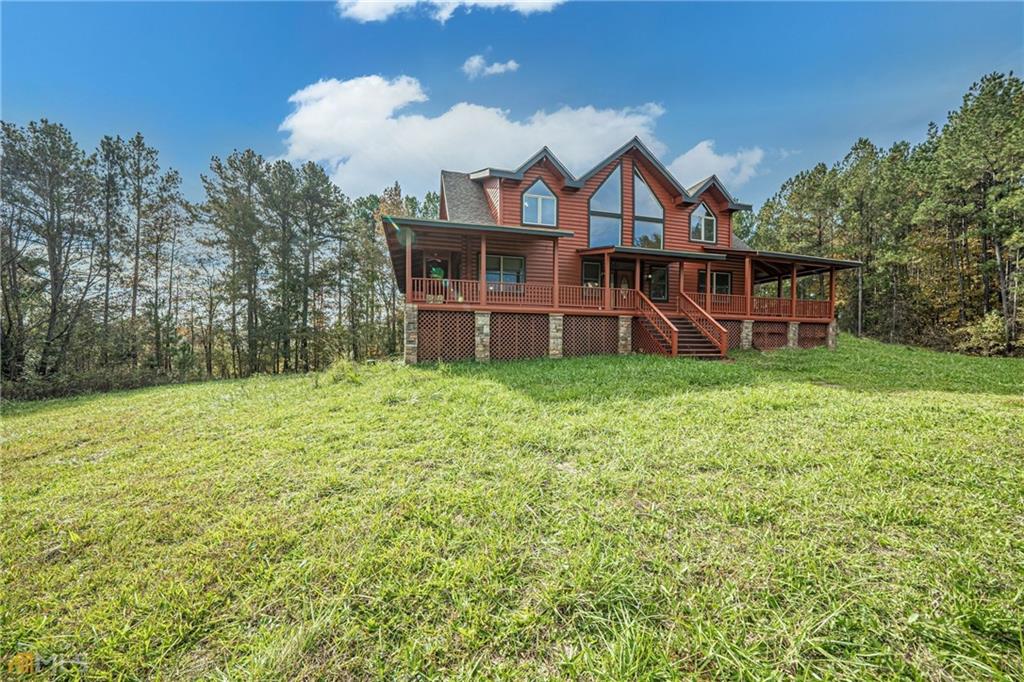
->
384, 138, 860, 363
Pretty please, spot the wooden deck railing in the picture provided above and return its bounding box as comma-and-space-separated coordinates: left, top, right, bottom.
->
751, 296, 791, 317
706, 293, 747, 315
677, 291, 728, 355
410, 277, 481, 304
411, 280, 832, 324
559, 285, 606, 309
485, 282, 553, 307
636, 290, 678, 356
794, 298, 832, 319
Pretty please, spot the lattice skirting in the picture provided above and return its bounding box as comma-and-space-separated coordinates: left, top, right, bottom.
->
417, 310, 475, 362
563, 315, 618, 357
490, 313, 549, 361
798, 322, 828, 349
722, 320, 743, 350
752, 321, 789, 351
632, 317, 668, 355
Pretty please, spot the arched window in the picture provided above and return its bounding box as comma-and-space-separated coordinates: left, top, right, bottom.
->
588, 164, 622, 247
522, 179, 556, 226
690, 203, 717, 243
633, 170, 664, 249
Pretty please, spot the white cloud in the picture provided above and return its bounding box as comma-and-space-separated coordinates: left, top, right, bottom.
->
667, 139, 764, 188
462, 54, 520, 79
337, 0, 564, 23
280, 75, 666, 197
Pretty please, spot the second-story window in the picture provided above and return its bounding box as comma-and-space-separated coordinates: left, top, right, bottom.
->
633, 170, 664, 249
522, 179, 556, 226
690, 203, 717, 243
589, 164, 622, 247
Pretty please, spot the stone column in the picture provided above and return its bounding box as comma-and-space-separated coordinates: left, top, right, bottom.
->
403, 304, 418, 364
618, 316, 632, 354
474, 311, 491, 362
787, 321, 800, 349
827, 319, 838, 350
740, 320, 754, 350
548, 313, 563, 359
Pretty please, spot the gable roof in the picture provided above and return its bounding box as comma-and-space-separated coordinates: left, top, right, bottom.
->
440, 171, 495, 225
685, 175, 752, 211
468, 136, 751, 211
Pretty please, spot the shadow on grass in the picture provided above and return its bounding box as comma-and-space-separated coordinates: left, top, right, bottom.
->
421, 335, 1024, 404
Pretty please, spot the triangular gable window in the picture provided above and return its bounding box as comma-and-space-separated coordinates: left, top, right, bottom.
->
522, 179, 557, 226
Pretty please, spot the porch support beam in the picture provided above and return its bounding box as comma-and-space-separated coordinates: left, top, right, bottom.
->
790, 263, 797, 317
552, 238, 560, 308
404, 228, 413, 301
634, 257, 641, 292
744, 256, 752, 317
829, 265, 836, 318
603, 252, 611, 309
480, 233, 487, 305
705, 265, 712, 310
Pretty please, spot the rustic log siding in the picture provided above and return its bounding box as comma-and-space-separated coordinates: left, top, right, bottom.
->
492, 152, 737, 293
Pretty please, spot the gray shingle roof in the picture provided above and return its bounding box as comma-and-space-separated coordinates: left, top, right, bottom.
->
731, 234, 754, 251
440, 171, 495, 225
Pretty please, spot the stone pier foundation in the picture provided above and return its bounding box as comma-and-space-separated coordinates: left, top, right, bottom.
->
548, 313, 563, 359
474, 311, 491, 362
740, 320, 754, 349
787, 321, 800, 349
404, 304, 418, 364
618, 316, 632, 354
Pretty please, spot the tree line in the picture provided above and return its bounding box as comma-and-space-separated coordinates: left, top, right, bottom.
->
740, 72, 1022, 354
1, 120, 438, 398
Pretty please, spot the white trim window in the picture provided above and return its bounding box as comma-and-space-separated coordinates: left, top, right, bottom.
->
690, 203, 717, 243
522, 180, 557, 226
589, 164, 623, 248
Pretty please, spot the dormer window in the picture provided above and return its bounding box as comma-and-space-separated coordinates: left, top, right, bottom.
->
690, 203, 717, 243
633, 170, 664, 249
522, 179, 556, 226
588, 164, 622, 247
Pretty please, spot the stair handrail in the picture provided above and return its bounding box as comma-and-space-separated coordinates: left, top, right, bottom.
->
635, 290, 678, 356
677, 291, 728, 355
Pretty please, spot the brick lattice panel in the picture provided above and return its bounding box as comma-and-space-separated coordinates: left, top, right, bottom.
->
632, 317, 669, 355
490, 313, 549, 361
798, 322, 828, 349
417, 311, 475, 362
752, 321, 789, 351
563, 315, 618, 357
722, 320, 743, 350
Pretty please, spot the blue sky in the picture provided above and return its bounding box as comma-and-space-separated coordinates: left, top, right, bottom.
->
4, 1, 1022, 208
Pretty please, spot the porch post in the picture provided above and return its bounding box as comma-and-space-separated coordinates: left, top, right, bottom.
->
552, 238, 560, 308
744, 256, 752, 317
404, 228, 413, 301
776, 276, 782, 298
479, 233, 487, 305
790, 263, 797, 317
829, 266, 836, 318
603, 252, 611, 309
634, 257, 641, 291
704, 265, 712, 310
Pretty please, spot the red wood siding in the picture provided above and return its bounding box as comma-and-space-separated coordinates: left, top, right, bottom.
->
493, 150, 737, 289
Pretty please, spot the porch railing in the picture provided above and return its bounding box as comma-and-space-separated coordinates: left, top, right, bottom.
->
559, 284, 605, 309
485, 282, 553, 307
677, 291, 728, 355
636, 290, 678, 356
410, 277, 481, 305
706, 292, 747, 315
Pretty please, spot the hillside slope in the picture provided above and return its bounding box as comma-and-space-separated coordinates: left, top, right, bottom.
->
4, 337, 1023, 679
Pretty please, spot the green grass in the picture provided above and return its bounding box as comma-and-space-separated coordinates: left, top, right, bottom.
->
3, 335, 1023, 680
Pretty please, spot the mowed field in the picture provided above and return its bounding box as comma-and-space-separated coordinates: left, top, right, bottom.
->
3, 336, 1023, 680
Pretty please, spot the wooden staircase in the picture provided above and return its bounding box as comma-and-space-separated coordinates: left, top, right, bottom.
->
631, 290, 728, 359
669, 318, 724, 358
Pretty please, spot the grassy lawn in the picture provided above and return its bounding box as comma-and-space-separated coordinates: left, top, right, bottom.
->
3, 335, 1023, 680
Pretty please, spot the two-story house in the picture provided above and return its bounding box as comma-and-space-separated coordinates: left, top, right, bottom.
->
384, 137, 860, 362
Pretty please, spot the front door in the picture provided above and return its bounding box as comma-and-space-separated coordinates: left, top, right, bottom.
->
612, 261, 634, 290
424, 255, 449, 280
